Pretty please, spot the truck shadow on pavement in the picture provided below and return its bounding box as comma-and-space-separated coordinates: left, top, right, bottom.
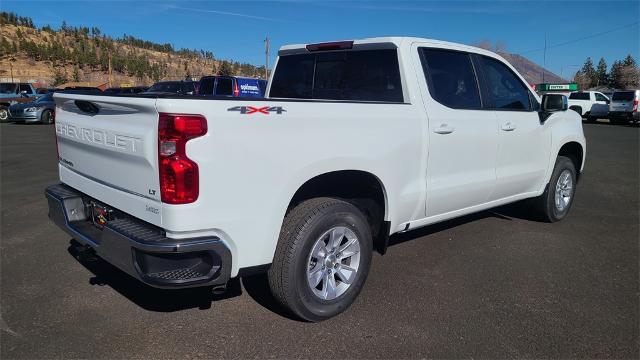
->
66, 200, 538, 317
67, 240, 296, 318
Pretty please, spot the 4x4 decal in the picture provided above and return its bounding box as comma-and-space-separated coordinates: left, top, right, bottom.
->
227, 106, 286, 115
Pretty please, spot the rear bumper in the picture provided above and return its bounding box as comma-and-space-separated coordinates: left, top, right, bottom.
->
45, 183, 231, 289
609, 111, 639, 121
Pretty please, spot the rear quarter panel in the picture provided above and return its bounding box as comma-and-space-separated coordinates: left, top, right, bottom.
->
155, 99, 426, 275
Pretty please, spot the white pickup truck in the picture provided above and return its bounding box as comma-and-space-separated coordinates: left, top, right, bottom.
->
46, 37, 586, 321
567, 91, 610, 121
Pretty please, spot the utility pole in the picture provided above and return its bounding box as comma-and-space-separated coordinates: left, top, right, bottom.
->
108, 54, 113, 88
264, 37, 269, 80
542, 32, 547, 83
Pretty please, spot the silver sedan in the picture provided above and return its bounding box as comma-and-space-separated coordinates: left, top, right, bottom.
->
8, 93, 55, 124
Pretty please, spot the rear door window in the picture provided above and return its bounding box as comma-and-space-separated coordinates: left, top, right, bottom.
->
569, 92, 590, 100
419, 48, 481, 109
480, 56, 531, 110
215, 78, 233, 96
270, 49, 403, 102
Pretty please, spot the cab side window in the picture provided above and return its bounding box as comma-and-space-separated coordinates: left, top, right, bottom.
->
480, 56, 531, 110
19, 84, 33, 94
419, 48, 481, 109
595, 93, 608, 102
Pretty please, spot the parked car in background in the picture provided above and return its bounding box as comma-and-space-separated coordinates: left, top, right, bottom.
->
609, 90, 639, 124
0, 82, 37, 99
103, 86, 149, 95
0, 82, 39, 121
198, 76, 267, 97
567, 91, 610, 122
8, 92, 55, 124
143, 81, 198, 95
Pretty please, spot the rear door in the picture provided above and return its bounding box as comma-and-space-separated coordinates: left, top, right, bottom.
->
611, 91, 636, 112
477, 55, 551, 199
54, 93, 161, 222
416, 47, 499, 217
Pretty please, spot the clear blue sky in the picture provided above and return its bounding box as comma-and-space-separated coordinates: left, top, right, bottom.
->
4, 0, 639, 79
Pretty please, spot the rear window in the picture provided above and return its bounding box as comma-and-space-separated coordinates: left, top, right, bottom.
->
569, 92, 590, 100
270, 49, 403, 102
199, 77, 216, 95
612, 91, 635, 101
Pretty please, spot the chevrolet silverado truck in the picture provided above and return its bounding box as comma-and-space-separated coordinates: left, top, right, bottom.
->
46, 37, 586, 321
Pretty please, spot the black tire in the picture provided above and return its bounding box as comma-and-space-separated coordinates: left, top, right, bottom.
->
268, 197, 373, 322
586, 116, 596, 123
40, 109, 54, 124
533, 156, 577, 222
0, 107, 8, 122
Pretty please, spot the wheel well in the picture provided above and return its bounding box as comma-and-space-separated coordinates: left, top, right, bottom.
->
558, 142, 583, 179
569, 105, 582, 115
288, 170, 389, 254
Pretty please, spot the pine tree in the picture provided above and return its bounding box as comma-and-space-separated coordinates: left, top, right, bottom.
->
578, 57, 597, 88
218, 60, 233, 76
596, 58, 608, 87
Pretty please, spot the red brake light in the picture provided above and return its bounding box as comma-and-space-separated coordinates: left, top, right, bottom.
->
306, 41, 354, 52
158, 113, 207, 204
633, 99, 638, 113
233, 81, 240, 97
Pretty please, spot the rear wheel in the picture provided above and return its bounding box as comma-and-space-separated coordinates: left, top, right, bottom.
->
40, 109, 54, 124
533, 156, 577, 222
268, 197, 372, 322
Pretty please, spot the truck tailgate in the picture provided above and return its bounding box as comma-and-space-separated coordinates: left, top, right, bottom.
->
54, 93, 161, 224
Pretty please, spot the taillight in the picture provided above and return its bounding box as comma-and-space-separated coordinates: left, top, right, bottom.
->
158, 113, 207, 204
633, 99, 638, 113
233, 81, 239, 97
54, 107, 59, 160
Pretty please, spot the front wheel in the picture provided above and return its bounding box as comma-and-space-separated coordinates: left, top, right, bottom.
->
0, 107, 8, 122
268, 197, 372, 322
534, 156, 577, 222
40, 109, 54, 124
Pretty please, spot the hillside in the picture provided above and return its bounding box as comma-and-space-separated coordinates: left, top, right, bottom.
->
499, 52, 565, 84
0, 15, 263, 87
0, 12, 565, 88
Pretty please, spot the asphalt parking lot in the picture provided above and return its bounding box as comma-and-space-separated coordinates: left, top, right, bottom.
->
1, 121, 638, 359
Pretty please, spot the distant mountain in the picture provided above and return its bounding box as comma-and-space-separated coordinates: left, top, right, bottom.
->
499, 52, 566, 84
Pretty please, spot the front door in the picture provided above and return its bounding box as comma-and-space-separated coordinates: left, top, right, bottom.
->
477, 55, 551, 199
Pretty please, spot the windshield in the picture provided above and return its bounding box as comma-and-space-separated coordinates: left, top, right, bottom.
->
36, 93, 53, 102
0, 83, 17, 94
147, 82, 194, 94
612, 91, 635, 101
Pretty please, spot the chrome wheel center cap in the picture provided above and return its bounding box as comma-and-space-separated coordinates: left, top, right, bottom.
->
324, 254, 338, 268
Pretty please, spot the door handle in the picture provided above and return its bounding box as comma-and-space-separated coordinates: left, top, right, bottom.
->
433, 123, 455, 134
501, 122, 516, 131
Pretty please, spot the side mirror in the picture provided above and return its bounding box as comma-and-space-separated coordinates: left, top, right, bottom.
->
541, 94, 568, 112
606, 99, 610, 104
